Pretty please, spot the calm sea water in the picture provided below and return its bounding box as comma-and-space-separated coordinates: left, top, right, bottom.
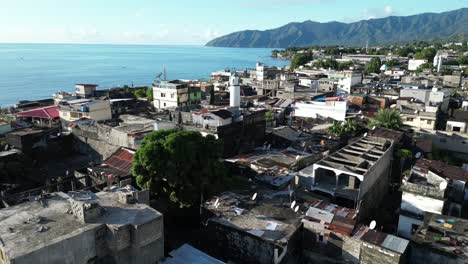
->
0, 44, 287, 107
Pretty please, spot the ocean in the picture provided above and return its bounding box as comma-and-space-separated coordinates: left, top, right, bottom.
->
0, 44, 287, 107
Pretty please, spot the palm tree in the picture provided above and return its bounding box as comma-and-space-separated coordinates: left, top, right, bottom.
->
369, 109, 403, 130
327, 119, 359, 137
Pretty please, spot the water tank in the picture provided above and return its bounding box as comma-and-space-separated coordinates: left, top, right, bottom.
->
81, 105, 89, 112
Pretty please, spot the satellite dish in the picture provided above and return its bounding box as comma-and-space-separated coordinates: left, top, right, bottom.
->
290, 201, 296, 209
358, 110, 362, 114
372, 126, 376, 130
296, 155, 301, 161
214, 198, 219, 207
414, 110, 418, 114
439, 181, 448, 190
215, 203, 220, 209
415, 152, 422, 159
369, 220, 377, 230
364, 133, 368, 137
252, 193, 258, 201
294, 205, 300, 213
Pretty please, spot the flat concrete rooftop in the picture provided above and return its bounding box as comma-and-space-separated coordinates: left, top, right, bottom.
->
0, 189, 162, 260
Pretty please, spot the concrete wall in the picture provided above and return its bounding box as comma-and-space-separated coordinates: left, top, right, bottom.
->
400, 192, 444, 216
294, 101, 347, 121
11, 227, 98, 264
208, 220, 276, 264
418, 131, 468, 154
397, 214, 423, 239
446, 121, 468, 133
408, 59, 428, 71
360, 242, 405, 264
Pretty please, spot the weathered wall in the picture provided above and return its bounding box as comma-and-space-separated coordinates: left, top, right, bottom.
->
208, 220, 275, 264
360, 242, 404, 264
11, 227, 98, 264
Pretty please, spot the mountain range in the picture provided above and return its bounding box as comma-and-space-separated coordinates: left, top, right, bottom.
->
206, 8, 468, 48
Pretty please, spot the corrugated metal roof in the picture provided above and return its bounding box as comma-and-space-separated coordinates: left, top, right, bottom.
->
103, 148, 135, 176
305, 207, 334, 223
382, 235, 409, 254
162, 244, 225, 264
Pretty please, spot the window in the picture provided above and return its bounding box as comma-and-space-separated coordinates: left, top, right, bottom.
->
411, 224, 420, 235
163, 103, 166, 107
427, 120, 432, 125
407, 117, 414, 122
171, 93, 175, 98
453, 126, 461, 132
160, 93, 166, 98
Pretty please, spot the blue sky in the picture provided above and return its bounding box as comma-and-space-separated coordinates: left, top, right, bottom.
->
0, 0, 466, 45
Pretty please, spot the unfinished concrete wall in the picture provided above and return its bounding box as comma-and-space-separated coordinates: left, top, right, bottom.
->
360, 242, 404, 264
11, 227, 98, 264
208, 220, 275, 264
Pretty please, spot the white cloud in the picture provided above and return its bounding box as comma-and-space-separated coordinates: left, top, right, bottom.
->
384, 5, 393, 16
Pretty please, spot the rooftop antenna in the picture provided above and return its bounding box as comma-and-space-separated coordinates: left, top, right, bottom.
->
366, 40, 369, 53
369, 220, 377, 230
251, 193, 258, 201
214, 198, 220, 207
294, 205, 300, 213
163, 65, 167, 81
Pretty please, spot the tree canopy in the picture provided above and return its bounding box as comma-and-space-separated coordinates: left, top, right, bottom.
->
132, 129, 227, 208
369, 109, 403, 130
365, 57, 382, 74
414, 48, 437, 61
290, 52, 314, 69
326, 119, 360, 137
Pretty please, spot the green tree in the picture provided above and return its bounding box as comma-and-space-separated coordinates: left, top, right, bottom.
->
265, 110, 274, 125
290, 52, 314, 69
146, 87, 153, 101
326, 119, 359, 137
369, 109, 403, 130
365, 57, 382, 74
133, 89, 146, 98
132, 129, 227, 208
457, 56, 466, 65
209, 87, 215, 105
415, 62, 434, 73
414, 48, 437, 61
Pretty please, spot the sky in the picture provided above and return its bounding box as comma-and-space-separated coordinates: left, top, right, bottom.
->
0, 0, 466, 45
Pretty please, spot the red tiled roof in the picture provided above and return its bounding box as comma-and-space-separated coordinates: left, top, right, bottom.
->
103, 148, 135, 175
16, 105, 59, 119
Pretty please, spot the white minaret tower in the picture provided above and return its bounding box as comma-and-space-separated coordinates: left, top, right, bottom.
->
229, 73, 240, 107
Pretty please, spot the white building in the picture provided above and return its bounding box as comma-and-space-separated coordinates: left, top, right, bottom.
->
59, 99, 112, 123
327, 71, 362, 95
398, 159, 466, 239
294, 100, 347, 121
229, 73, 241, 107
408, 59, 428, 71
75, 84, 98, 98
152, 80, 201, 110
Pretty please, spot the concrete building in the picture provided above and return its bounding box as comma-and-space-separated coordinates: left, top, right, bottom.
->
397, 159, 467, 239
0, 188, 163, 264
408, 59, 429, 71
293, 100, 347, 121
327, 71, 362, 95
400, 87, 450, 113
203, 190, 303, 264
59, 99, 112, 123
228, 73, 241, 107
152, 80, 202, 110
446, 110, 468, 133
75, 84, 98, 98
297, 135, 394, 220
416, 130, 468, 155
410, 213, 467, 264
